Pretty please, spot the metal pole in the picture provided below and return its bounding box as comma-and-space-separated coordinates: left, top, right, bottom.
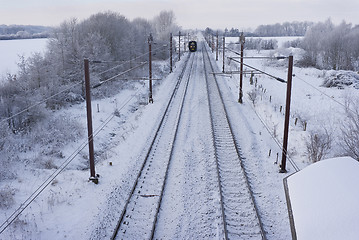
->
178, 31, 181, 61
239, 32, 245, 103
212, 34, 214, 53
170, 33, 173, 73
222, 36, 225, 73
188, 32, 190, 49
280, 55, 294, 173
84, 59, 98, 184
184, 32, 186, 53
216, 31, 219, 61
148, 34, 153, 103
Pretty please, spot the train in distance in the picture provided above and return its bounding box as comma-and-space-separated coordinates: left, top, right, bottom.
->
189, 41, 197, 52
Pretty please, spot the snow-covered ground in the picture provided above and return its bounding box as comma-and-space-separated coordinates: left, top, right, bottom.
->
1, 34, 359, 239
0, 38, 48, 80
226, 36, 302, 48
286, 157, 359, 240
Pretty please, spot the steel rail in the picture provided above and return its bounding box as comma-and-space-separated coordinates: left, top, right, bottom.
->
202, 44, 229, 240
111, 53, 193, 240
150, 50, 197, 239
204, 42, 267, 239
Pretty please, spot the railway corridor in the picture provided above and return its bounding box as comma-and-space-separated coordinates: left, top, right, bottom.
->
112, 40, 265, 239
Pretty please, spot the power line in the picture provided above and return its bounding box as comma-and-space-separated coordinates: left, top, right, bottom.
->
0, 59, 148, 125
0, 85, 145, 234
94, 62, 147, 87
93, 43, 167, 76
244, 95, 300, 172
95, 51, 151, 75
0, 81, 82, 125
294, 74, 355, 115
226, 47, 286, 60
229, 57, 286, 83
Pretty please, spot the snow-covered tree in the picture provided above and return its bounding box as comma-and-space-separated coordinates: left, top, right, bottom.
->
300, 19, 359, 71
341, 97, 359, 161
152, 10, 178, 41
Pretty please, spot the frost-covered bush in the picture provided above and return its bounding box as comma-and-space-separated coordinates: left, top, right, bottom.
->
0, 122, 18, 180
33, 114, 83, 155
322, 70, 359, 89
283, 38, 302, 48
0, 113, 83, 171
341, 98, 359, 161
245, 38, 278, 51
0, 10, 178, 176
306, 129, 332, 163
247, 89, 259, 105
0, 186, 16, 209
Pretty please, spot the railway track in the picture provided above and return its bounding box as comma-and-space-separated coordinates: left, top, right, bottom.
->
111, 39, 265, 239
111, 52, 197, 239
203, 42, 266, 239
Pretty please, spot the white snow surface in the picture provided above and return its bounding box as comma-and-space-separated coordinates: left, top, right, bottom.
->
0, 38, 48, 79
286, 157, 359, 240
226, 36, 303, 48
1, 34, 359, 239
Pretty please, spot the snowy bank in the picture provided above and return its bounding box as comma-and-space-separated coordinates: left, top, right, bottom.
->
284, 157, 359, 240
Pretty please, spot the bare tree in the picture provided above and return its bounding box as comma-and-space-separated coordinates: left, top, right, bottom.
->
341, 97, 359, 160
152, 10, 178, 41
306, 129, 332, 163
247, 89, 258, 105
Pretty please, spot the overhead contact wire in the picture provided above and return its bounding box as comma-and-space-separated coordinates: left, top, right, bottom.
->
0, 85, 145, 234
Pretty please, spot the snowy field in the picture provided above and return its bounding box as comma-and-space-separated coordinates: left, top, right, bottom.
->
286, 157, 359, 240
1, 34, 359, 239
0, 38, 48, 80
226, 36, 303, 48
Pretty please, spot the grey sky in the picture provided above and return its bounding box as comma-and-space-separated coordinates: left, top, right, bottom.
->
0, 0, 358, 30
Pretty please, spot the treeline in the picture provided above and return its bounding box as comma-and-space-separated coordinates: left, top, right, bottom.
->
0, 24, 52, 40
300, 19, 359, 71
254, 21, 313, 37
206, 21, 313, 37
204, 27, 255, 37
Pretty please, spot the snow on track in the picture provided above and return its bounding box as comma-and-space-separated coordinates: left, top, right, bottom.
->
112, 52, 196, 239
203, 43, 264, 239
154, 41, 266, 239
154, 45, 223, 239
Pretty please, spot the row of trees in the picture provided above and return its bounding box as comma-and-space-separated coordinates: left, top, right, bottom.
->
206, 21, 312, 37
0, 11, 178, 179
254, 21, 313, 37
208, 19, 359, 71
1, 10, 178, 132
0, 24, 52, 40
300, 19, 359, 71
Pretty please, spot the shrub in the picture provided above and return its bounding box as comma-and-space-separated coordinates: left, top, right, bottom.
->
341, 97, 359, 160
306, 129, 332, 163
0, 186, 16, 209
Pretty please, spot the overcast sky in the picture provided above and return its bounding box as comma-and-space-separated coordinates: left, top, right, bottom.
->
0, 0, 358, 30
